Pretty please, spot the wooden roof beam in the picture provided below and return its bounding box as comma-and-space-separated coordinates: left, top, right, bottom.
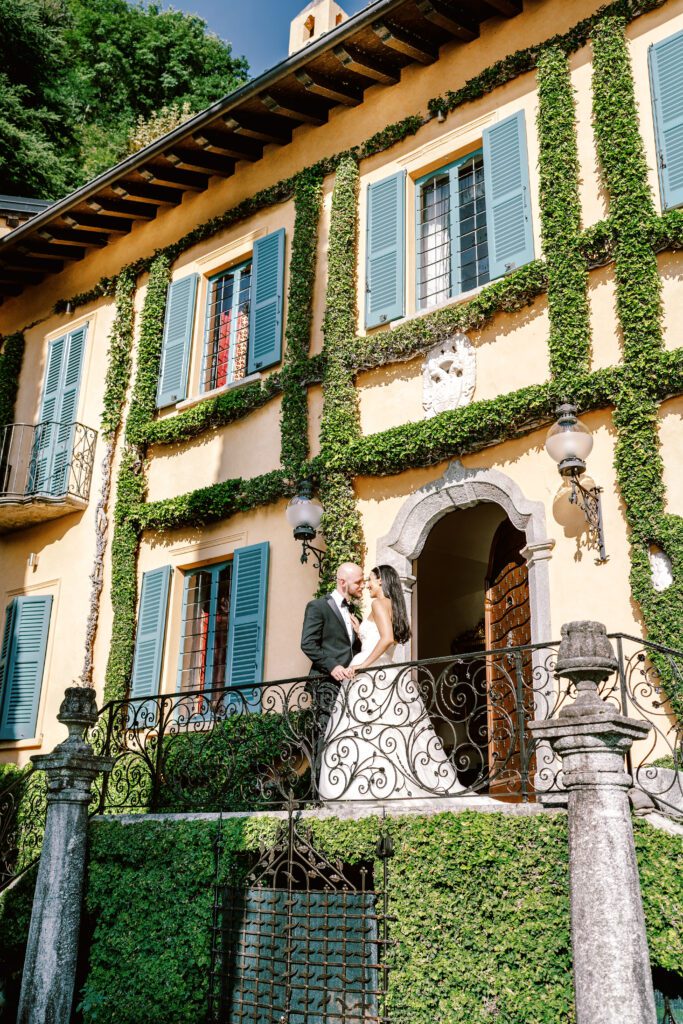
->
484, 0, 521, 15
138, 165, 208, 191
0, 268, 44, 285
37, 227, 109, 248
332, 45, 400, 84
222, 115, 291, 145
86, 196, 158, 220
7, 253, 64, 273
259, 93, 327, 125
295, 69, 362, 106
372, 20, 437, 63
19, 241, 84, 261
111, 182, 181, 205
193, 128, 260, 160
415, 0, 479, 41
62, 212, 132, 235
167, 148, 236, 175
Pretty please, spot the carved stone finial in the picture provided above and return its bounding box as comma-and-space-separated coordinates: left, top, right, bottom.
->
555, 620, 617, 709
56, 686, 98, 751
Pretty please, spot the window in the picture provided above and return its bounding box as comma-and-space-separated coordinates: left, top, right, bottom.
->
203, 261, 252, 393
128, 543, 270, 711
416, 154, 489, 311
649, 29, 683, 211
0, 596, 52, 741
365, 110, 534, 328
156, 230, 286, 409
32, 324, 87, 496
178, 562, 232, 693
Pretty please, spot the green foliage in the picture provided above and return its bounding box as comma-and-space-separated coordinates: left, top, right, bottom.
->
78, 812, 683, 1024
591, 17, 683, 712
0, 0, 248, 197
280, 168, 324, 479
0, 865, 38, 1020
154, 713, 311, 813
101, 269, 136, 441
536, 47, 591, 381
0, 333, 25, 427
318, 155, 365, 591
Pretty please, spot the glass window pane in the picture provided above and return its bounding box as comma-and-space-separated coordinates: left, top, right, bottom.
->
203, 263, 252, 393
417, 174, 451, 310
456, 156, 489, 293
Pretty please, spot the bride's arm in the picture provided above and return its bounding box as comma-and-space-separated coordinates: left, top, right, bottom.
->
354, 598, 394, 671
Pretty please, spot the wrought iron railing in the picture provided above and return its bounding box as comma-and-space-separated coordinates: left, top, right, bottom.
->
0, 633, 681, 894
0, 420, 97, 502
0, 767, 46, 890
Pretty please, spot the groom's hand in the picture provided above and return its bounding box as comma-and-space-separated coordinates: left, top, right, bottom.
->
331, 665, 348, 682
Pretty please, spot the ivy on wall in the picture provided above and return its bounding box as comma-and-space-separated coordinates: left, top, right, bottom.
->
104, 255, 170, 702
280, 167, 324, 480
536, 46, 591, 382
2, 0, 683, 708
591, 17, 683, 711
0, 332, 25, 427
318, 154, 365, 593
75, 812, 683, 1024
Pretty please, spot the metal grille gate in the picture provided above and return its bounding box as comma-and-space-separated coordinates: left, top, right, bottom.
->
209, 811, 391, 1023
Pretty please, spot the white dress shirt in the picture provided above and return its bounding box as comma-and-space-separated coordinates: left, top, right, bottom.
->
331, 589, 354, 643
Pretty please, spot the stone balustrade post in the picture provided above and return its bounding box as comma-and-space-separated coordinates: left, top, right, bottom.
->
529, 620, 656, 1024
17, 687, 113, 1024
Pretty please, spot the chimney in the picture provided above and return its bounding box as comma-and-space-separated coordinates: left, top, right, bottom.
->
288, 0, 348, 55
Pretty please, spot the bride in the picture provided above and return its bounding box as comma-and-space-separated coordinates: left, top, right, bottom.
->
318, 564, 464, 800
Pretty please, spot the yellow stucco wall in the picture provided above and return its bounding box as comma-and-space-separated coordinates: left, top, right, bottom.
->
2, 0, 683, 759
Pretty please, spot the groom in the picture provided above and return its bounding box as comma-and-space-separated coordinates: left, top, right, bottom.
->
300, 562, 364, 735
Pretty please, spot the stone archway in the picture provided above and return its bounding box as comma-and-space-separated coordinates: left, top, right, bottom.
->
375, 460, 555, 653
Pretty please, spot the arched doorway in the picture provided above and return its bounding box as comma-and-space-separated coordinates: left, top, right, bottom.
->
375, 461, 555, 797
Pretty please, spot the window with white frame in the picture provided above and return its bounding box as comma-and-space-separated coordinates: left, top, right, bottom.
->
416, 153, 489, 311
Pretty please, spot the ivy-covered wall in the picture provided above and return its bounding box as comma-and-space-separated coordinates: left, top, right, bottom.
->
2, 0, 683, 711
73, 812, 683, 1024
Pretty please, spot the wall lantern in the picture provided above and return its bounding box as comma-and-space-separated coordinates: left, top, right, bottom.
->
286, 478, 326, 572
545, 403, 607, 562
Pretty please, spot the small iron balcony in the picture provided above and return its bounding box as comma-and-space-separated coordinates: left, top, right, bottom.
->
0, 421, 97, 531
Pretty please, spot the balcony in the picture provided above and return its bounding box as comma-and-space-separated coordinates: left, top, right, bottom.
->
0, 421, 97, 531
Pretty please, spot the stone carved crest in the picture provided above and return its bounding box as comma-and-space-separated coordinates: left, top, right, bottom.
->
422, 334, 476, 419
648, 546, 673, 593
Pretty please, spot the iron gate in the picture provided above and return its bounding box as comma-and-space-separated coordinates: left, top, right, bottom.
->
209, 810, 392, 1023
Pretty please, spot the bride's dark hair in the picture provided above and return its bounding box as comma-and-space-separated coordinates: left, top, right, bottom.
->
372, 564, 411, 644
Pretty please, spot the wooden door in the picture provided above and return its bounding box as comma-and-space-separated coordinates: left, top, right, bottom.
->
484, 519, 533, 799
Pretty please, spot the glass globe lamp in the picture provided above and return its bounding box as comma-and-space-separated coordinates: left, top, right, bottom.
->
286, 480, 323, 542
545, 404, 593, 477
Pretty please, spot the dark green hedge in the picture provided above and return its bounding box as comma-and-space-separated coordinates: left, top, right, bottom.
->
77, 812, 683, 1024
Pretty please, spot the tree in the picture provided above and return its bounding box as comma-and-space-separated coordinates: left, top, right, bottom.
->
0, 0, 249, 198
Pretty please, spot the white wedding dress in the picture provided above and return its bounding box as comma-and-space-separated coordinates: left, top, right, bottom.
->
318, 619, 465, 800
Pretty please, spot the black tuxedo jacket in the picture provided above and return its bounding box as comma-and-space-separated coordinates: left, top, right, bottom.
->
300, 594, 360, 677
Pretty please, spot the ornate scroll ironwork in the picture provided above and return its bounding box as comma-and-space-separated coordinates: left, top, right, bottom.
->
208, 809, 391, 1023
0, 767, 47, 891
0, 420, 97, 503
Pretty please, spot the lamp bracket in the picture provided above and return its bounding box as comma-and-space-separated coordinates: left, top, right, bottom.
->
568, 475, 607, 563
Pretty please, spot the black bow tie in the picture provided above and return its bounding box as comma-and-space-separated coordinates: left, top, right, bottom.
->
340, 599, 350, 610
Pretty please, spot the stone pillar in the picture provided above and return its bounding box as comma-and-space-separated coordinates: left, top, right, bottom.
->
17, 687, 113, 1024
529, 621, 656, 1024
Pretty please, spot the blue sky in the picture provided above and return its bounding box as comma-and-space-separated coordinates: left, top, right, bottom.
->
162, 0, 370, 77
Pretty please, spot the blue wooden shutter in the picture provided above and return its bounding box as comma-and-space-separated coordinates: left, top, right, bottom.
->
0, 596, 52, 741
649, 31, 683, 210
483, 111, 534, 279
50, 324, 87, 494
366, 171, 405, 328
156, 274, 198, 408
32, 326, 87, 495
248, 229, 285, 374
226, 543, 269, 707
129, 566, 171, 723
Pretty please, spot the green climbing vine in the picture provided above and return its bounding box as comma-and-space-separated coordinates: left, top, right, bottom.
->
0, 332, 25, 427
591, 16, 683, 712
318, 154, 365, 592
536, 46, 591, 381
279, 167, 324, 479
104, 255, 170, 702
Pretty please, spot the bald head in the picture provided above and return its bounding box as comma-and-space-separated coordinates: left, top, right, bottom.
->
336, 562, 364, 601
